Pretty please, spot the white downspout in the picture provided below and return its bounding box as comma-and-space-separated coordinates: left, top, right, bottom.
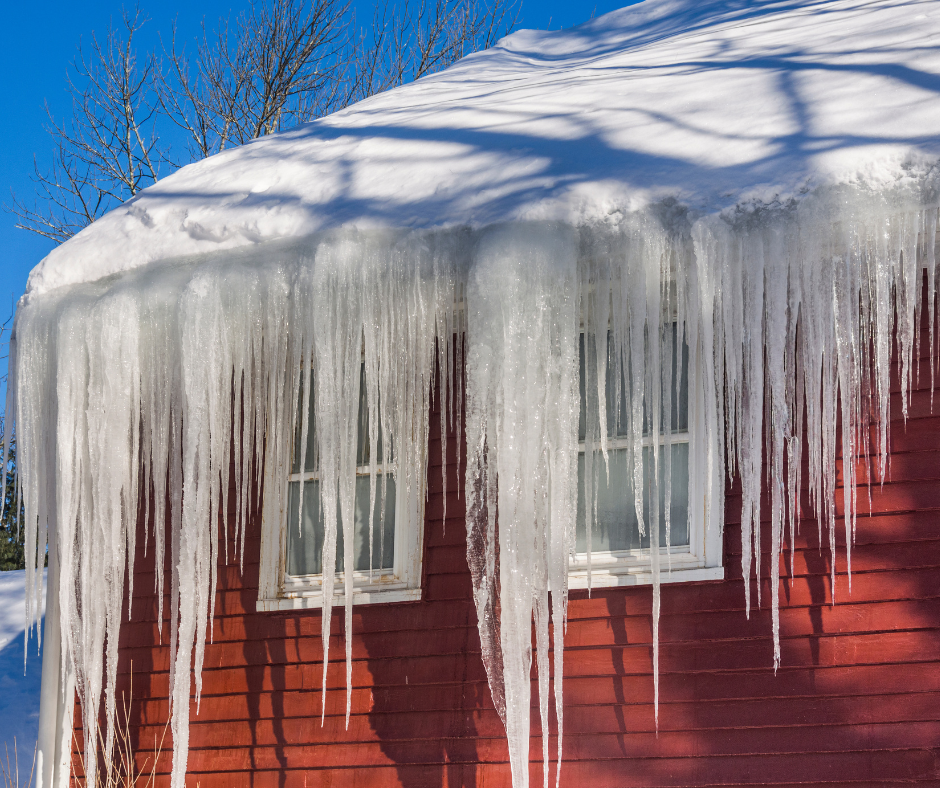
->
36, 541, 73, 788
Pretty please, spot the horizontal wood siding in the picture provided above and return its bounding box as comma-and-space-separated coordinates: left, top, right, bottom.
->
73, 321, 940, 787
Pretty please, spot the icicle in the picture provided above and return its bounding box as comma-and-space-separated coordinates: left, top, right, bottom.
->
466, 224, 580, 788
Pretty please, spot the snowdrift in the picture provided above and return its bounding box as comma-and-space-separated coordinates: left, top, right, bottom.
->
0, 569, 45, 764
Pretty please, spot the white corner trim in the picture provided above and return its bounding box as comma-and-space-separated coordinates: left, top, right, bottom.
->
36, 555, 74, 788
257, 586, 422, 612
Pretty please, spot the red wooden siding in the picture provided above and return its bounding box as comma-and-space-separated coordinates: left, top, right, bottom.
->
73, 318, 940, 787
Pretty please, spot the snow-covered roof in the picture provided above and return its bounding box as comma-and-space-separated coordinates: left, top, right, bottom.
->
27, 0, 940, 296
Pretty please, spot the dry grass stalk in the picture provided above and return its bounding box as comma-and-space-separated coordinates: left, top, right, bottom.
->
0, 739, 37, 788
71, 670, 168, 788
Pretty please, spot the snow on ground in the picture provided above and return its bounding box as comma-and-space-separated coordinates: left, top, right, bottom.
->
0, 570, 45, 774
25, 0, 940, 296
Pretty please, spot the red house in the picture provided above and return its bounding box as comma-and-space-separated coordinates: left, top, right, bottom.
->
16, 1, 940, 786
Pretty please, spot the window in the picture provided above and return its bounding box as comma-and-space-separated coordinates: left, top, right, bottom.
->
568, 328, 723, 588
257, 365, 424, 611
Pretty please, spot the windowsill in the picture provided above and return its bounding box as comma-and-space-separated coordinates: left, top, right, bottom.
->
257, 586, 422, 611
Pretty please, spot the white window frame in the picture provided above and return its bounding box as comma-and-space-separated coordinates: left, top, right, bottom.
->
568, 330, 724, 589
257, 377, 425, 612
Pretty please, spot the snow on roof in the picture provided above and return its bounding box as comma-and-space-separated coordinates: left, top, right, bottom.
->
26, 0, 940, 295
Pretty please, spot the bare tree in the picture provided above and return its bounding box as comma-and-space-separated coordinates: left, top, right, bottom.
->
160, 0, 352, 160
8, 8, 164, 244
9, 0, 518, 245
349, 0, 518, 102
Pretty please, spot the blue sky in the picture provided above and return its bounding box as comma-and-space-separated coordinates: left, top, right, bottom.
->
0, 0, 636, 314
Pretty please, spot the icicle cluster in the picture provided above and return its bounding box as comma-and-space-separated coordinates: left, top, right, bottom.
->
692, 190, 939, 670
465, 225, 581, 788
8, 231, 462, 788
8, 181, 940, 788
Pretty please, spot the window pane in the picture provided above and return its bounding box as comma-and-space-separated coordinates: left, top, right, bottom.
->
356, 369, 385, 465
293, 364, 384, 473
576, 442, 690, 551
287, 475, 396, 576
579, 327, 689, 440
291, 375, 318, 474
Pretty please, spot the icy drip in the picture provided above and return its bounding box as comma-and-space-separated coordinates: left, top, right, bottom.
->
7, 190, 940, 788
466, 225, 581, 788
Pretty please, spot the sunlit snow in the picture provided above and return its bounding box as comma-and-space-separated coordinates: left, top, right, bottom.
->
0, 570, 45, 767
